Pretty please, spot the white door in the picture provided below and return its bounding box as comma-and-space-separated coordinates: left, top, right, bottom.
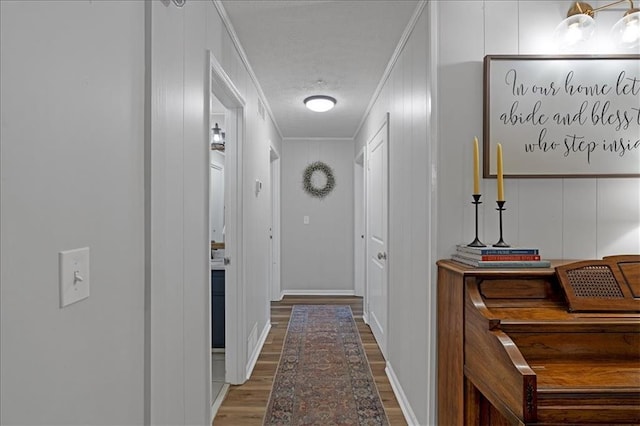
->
209, 161, 224, 243
366, 116, 388, 358
221, 107, 245, 385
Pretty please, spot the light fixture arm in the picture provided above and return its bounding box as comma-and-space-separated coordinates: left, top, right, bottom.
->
570, 0, 636, 17
591, 0, 634, 13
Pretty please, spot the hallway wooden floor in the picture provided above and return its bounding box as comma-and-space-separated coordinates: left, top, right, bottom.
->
213, 296, 407, 425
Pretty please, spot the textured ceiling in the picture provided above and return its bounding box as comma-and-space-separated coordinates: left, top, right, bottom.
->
220, 0, 419, 139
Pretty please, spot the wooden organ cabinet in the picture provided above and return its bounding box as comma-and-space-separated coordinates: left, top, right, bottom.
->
436, 256, 640, 425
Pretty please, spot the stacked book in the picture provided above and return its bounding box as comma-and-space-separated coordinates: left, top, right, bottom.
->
452, 245, 550, 268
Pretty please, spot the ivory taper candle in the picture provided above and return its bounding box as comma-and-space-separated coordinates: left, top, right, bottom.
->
473, 137, 480, 195
497, 143, 504, 202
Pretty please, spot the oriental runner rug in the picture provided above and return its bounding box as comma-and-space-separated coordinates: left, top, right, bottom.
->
263, 305, 389, 426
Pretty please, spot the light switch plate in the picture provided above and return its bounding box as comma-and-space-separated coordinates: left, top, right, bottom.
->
59, 247, 90, 308
304, 215, 309, 224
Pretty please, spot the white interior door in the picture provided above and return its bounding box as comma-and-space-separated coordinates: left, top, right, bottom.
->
366, 116, 388, 358
209, 161, 224, 243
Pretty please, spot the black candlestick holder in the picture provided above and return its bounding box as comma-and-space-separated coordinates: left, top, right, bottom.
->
493, 200, 510, 247
467, 194, 486, 247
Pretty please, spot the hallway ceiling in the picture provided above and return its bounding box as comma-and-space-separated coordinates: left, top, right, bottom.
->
219, 0, 420, 139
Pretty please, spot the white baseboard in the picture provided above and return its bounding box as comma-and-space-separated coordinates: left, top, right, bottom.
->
280, 289, 356, 296
246, 321, 271, 380
210, 383, 230, 423
386, 362, 419, 426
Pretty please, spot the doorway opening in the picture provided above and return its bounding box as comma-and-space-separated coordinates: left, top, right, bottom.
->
209, 97, 227, 408
269, 146, 281, 302
207, 51, 247, 419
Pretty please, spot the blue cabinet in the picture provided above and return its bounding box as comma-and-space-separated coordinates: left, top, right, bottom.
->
211, 270, 225, 348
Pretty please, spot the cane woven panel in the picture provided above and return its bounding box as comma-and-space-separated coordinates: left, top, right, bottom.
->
556, 256, 640, 312
605, 254, 640, 298
566, 266, 624, 298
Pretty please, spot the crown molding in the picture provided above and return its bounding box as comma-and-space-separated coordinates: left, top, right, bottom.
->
214, 0, 427, 143
213, 0, 284, 140
282, 137, 354, 142
352, 0, 427, 140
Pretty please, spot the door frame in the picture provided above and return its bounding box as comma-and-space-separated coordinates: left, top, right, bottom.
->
269, 145, 281, 301
354, 148, 366, 301
207, 51, 246, 386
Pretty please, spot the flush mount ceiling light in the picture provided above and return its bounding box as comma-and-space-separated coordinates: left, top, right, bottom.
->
554, 1, 640, 49
303, 95, 337, 113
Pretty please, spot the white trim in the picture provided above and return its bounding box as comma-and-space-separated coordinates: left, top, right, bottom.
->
426, 2, 440, 424
245, 321, 272, 380
353, 1, 427, 140
281, 290, 356, 297
209, 50, 247, 386
385, 362, 419, 426
269, 148, 281, 302
353, 155, 365, 298
210, 384, 230, 423
213, 0, 283, 140
269, 142, 281, 160
209, 54, 245, 107
355, 145, 366, 165
282, 137, 355, 142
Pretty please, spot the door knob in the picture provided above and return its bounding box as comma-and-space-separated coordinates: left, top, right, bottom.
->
377, 252, 387, 260
224, 257, 231, 265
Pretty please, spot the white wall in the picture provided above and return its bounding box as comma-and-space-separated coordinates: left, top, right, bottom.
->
281, 139, 355, 293
147, 0, 281, 423
1, 0, 281, 424
431, 2, 640, 422
356, 2, 639, 424
1, 1, 145, 424
436, 0, 640, 262
354, 4, 433, 423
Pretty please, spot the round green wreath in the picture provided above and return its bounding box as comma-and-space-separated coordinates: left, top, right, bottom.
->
302, 161, 336, 198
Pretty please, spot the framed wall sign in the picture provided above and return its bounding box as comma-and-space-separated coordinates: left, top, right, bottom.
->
483, 55, 640, 178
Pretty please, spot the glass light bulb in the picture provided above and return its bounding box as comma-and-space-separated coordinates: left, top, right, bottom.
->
566, 22, 583, 46
612, 11, 640, 49
553, 14, 595, 50
622, 24, 639, 43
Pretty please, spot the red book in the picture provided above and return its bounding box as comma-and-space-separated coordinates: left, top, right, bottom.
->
476, 254, 541, 261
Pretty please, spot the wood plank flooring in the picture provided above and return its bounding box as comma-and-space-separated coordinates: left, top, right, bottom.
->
213, 296, 407, 425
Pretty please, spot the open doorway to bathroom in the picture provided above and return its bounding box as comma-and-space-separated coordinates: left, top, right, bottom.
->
207, 51, 247, 420
209, 95, 227, 408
